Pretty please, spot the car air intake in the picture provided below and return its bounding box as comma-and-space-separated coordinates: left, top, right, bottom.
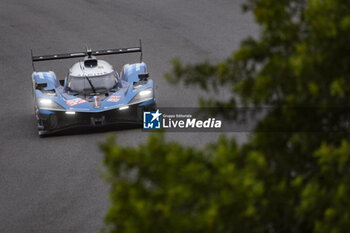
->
84, 58, 98, 68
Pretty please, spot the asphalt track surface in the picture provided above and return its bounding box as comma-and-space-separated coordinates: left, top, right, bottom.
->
0, 0, 257, 232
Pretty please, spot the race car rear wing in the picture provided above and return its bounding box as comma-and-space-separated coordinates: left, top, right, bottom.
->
31, 40, 143, 71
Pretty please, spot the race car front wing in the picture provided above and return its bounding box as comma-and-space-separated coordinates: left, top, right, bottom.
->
37, 101, 156, 135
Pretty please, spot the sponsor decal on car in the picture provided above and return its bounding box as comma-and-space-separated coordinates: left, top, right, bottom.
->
65, 98, 87, 106
107, 95, 121, 102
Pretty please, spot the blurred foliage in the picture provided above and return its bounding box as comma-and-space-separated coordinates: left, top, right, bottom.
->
101, 0, 350, 232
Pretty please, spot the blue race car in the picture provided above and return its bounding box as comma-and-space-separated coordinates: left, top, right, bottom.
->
31, 43, 156, 136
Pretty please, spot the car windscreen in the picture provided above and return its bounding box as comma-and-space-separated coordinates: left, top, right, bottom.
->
68, 72, 118, 93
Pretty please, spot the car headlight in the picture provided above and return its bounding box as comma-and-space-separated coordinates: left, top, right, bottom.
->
39, 98, 53, 105
37, 98, 65, 111
129, 88, 153, 105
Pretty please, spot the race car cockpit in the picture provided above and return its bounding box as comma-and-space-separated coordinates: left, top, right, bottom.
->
67, 72, 118, 94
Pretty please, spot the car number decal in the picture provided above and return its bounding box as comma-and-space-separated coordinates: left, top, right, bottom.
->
65, 98, 87, 106
107, 95, 121, 102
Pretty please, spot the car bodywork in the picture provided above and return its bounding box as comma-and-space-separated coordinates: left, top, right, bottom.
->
31, 44, 156, 135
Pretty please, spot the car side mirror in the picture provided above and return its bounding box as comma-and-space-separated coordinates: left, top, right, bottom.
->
35, 82, 47, 90
138, 73, 149, 81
